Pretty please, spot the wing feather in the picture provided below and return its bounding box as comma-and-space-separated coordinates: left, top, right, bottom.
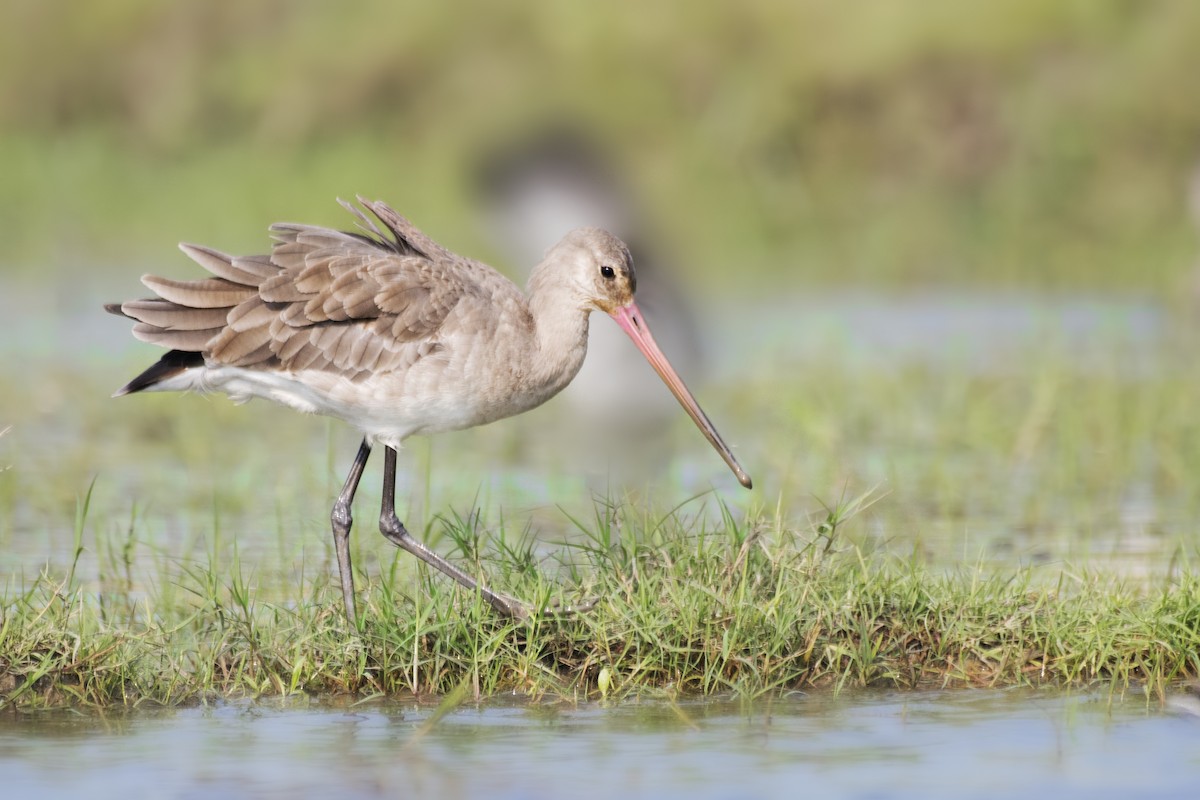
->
109, 199, 504, 384
121, 299, 229, 331
141, 275, 255, 309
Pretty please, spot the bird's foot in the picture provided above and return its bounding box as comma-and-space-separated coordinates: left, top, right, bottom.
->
483, 589, 530, 621
482, 590, 598, 621
541, 595, 599, 616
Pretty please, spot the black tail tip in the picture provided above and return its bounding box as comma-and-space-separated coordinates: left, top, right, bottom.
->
111, 349, 204, 396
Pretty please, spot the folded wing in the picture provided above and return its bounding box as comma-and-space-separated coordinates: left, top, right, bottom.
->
106, 199, 474, 387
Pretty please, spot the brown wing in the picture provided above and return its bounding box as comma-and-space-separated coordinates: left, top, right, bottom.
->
107, 199, 482, 381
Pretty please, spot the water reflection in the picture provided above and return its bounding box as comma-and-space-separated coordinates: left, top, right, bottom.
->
2, 691, 1194, 799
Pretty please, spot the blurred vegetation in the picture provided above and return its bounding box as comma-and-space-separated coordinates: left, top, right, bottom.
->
4, 1, 1200, 291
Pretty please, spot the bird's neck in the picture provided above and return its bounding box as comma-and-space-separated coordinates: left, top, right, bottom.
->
525, 262, 591, 396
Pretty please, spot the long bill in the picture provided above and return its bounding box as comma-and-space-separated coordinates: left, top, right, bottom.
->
610, 303, 753, 489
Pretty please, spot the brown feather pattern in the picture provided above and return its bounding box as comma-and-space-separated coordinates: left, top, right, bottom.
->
109, 198, 481, 382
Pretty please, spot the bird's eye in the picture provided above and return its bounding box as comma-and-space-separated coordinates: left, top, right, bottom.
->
600, 265, 616, 280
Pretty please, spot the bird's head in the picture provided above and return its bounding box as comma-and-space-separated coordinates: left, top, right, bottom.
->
541, 227, 637, 314
537, 227, 752, 490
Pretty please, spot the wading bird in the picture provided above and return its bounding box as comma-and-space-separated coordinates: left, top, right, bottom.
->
106, 198, 752, 624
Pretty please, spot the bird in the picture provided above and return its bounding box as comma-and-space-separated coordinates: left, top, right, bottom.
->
105, 197, 752, 625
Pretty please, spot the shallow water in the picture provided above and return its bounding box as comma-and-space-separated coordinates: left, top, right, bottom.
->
735, 290, 1164, 375
3, 690, 1198, 799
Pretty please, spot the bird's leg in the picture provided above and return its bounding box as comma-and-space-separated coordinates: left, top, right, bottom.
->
331, 437, 372, 627
377, 446, 531, 620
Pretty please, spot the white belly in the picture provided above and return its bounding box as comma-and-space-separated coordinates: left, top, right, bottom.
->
146, 358, 567, 449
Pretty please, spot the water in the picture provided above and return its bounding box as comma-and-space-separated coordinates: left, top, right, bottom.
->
746, 290, 1162, 371
3, 690, 1197, 799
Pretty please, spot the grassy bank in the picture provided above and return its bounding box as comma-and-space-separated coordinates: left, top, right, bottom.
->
3, 488, 1197, 709
5, 312, 1200, 709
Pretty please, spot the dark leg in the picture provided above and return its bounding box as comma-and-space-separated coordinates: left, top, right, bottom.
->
331, 438, 372, 626
377, 446, 531, 620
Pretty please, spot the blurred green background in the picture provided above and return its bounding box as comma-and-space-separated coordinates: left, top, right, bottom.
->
4, 0, 1200, 294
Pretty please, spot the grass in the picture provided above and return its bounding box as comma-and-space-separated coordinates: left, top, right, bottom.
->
2, 481, 1198, 710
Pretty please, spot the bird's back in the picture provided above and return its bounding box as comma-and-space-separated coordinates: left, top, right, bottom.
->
107, 199, 540, 444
